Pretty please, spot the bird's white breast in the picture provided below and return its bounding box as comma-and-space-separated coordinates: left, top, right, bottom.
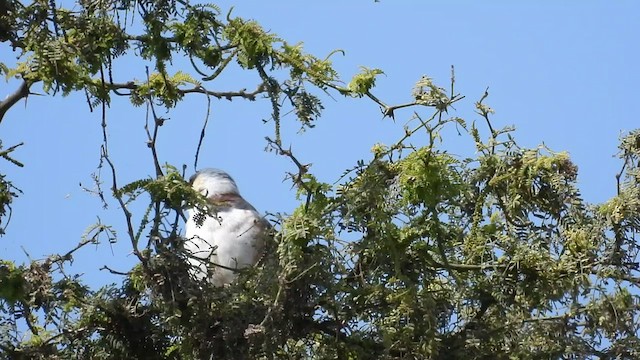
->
184, 201, 266, 286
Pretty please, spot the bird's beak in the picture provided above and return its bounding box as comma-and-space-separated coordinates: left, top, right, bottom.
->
188, 173, 198, 185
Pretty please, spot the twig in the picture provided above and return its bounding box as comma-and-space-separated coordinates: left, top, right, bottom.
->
380, 101, 420, 119
286, 262, 319, 284
201, 49, 238, 81
54, 236, 96, 263
100, 265, 130, 276
265, 137, 313, 209
450, 65, 456, 99
126, 34, 237, 52
476, 87, 497, 155
194, 89, 212, 171
432, 261, 507, 272
256, 63, 282, 144
143, 66, 164, 178
615, 157, 628, 196
0, 142, 25, 167
259, 279, 284, 327
98, 67, 147, 267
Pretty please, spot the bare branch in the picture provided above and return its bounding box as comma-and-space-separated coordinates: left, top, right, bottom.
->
52, 236, 96, 264
476, 87, 496, 150
265, 136, 313, 209
143, 67, 164, 178
194, 90, 212, 171
98, 68, 147, 267
0, 81, 31, 123
100, 265, 130, 276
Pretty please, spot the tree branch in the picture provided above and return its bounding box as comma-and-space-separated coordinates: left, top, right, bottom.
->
0, 81, 30, 123
193, 91, 212, 171
104, 81, 267, 101
143, 67, 164, 178
100, 265, 130, 276
432, 261, 507, 272
98, 68, 148, 268
264, 137, 313, 210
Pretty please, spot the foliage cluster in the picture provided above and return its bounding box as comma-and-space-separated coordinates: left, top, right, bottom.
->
1, 1, 640, 359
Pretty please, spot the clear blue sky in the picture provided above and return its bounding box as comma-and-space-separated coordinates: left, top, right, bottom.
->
1, 1, 638, 286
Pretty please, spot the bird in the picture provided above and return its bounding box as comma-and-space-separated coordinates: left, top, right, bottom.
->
184, 168, 268, 286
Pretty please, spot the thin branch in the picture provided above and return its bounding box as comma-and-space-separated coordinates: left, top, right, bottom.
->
615, 157, 628, 196
98, 68, 147, 268
201, 49, 238, 81
188, 55, 209, 78
0, 142, 25, 167
265, 137, 313, 209
256, 63, 282, 144
324, 78, 464, 120
259, 277, 284, 327
194, 90, 212, 171
476, 87, 497, 155
102, 145, 145, 264
126, 34, 237, 52
387, 110, 439, 154
104, 81, 267, 101
100, 265, 130, 276
53, 236, 96, 264
143, 67, 164, 178
450, 65, 456, 99
286, 262, 319, 284
380, 101, 421, 119
432, 261, 507, 272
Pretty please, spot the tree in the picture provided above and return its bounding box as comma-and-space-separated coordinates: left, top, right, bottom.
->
1, 0, 640, 359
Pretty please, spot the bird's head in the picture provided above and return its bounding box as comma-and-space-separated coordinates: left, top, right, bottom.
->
189, 168, 241, 201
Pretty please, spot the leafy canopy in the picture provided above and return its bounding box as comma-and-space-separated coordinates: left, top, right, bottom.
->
1, 1, 640, 359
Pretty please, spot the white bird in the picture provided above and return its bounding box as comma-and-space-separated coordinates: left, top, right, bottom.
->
184, 168, 268, 286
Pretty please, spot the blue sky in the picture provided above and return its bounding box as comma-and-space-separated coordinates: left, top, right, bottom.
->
1, 1, 638, 286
